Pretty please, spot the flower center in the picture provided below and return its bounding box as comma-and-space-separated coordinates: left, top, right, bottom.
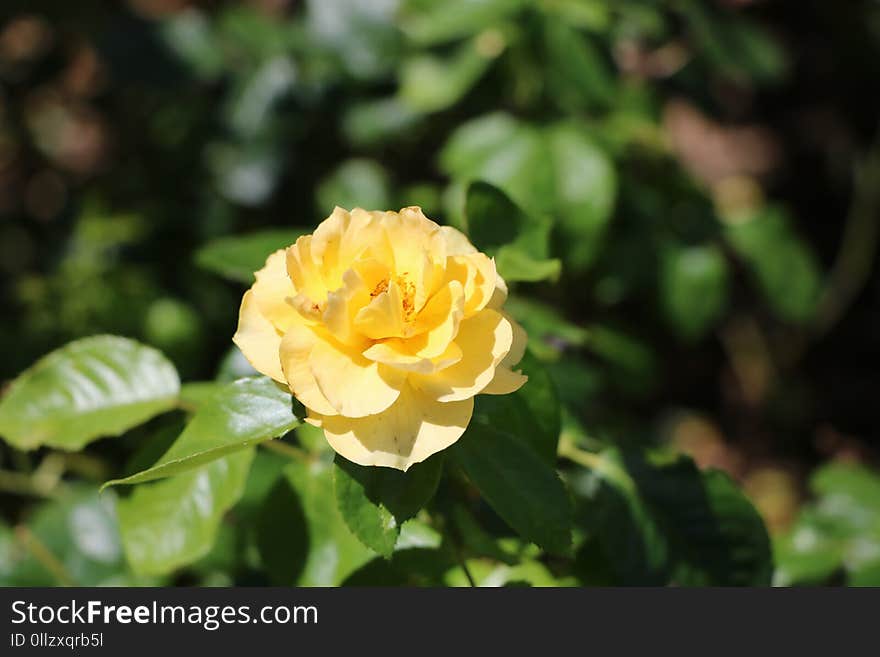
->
369, 274, 417, 321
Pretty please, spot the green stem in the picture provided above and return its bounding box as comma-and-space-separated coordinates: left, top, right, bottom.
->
444, 517, 476, 587
260, 439, 310, 462
814, 127, 880, 336
15, 525, 76, 586
557, 436, 603, 470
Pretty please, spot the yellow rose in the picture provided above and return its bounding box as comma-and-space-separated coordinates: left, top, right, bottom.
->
233, 207, 527, 470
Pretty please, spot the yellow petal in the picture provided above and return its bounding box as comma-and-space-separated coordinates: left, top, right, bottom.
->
363, 340, 462, 374
480, 367, 528, 395
353, 277, 408, 339
381, 207, 447, 311
232, 290, 285, 383
319, 385, 474, 471
322, 267, 372, 346
444, 253, 497, 317
481, 315, 528, 394
252, 249, 300, 332
397, 280, 465, 358
312, 207, 388, 291
501, 313, 527, 367
410, 308, 513, 402
309, 334, 405, 418
440, 225, 477, 255
279, 325, 337, 416
487, 270, 509, 309
286, 235, 327, 305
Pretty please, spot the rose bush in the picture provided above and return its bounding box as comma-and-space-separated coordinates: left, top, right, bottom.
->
234, 206, 527, 470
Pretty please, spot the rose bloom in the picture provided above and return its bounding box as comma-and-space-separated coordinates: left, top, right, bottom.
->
234, 207, 527, 470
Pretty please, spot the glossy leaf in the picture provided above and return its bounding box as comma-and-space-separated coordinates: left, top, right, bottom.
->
256, 459, 374, 586
442, 116, 616, 272
104, 377, 300, 488
0, 336, 179, 451
117, 450, 254, 576
195, 229, 306, 283
333, 454, 444, 557
465, 182, 561, 282
178, 381, 222, 409
571, 448, 773, 585
440, 113, 554, 216
474, 351, 561, 466
451, 423, 572, 555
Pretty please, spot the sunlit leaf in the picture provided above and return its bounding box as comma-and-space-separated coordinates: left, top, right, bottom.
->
474, 351, 561, 466
1, 488, 147, 586
117, 450, 254, 576
195, 229, 307, 283
333, 454, 444, 557
451, 423, 572, 555
0, 336, 179, 451
465, 182, 561, 282
571, 448, 773, 585
256, 459, 373, 585
104, 377, 300, 488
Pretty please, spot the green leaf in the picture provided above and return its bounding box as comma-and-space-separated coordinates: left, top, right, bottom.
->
195, 229, 307, 283
774, 462, 880, 586
772, 509, 846, 586
256, 459, 374, 585
473, 350, 560, 466
544, 20, 616, 111
724, 206, 822, 323
117, 450, 254, 576
342, 97, 421, 146
440, 113, 554, 216
451, 423, 572, 555
333, 454, 444, 557
1, 488, 148, 586
104, 377, 300, 488
569, 451, 669, 585
464, 181, 561, 282
343, 548, 453, 586
660, 243, 729, 340
571, 448, 773, 585
400, 0, 527, 46
441, 116, 616, 273
811, 462, 880, 514
178, 381, 222, 409
451, 505, 518, 565
316, 159, 391, 215
494, 249, 562, 283
547, 122, 617, 271
0, 336, 179, 451
680, 0, 787, 84
399, 40, 493, 113
504, 296, 590, 357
